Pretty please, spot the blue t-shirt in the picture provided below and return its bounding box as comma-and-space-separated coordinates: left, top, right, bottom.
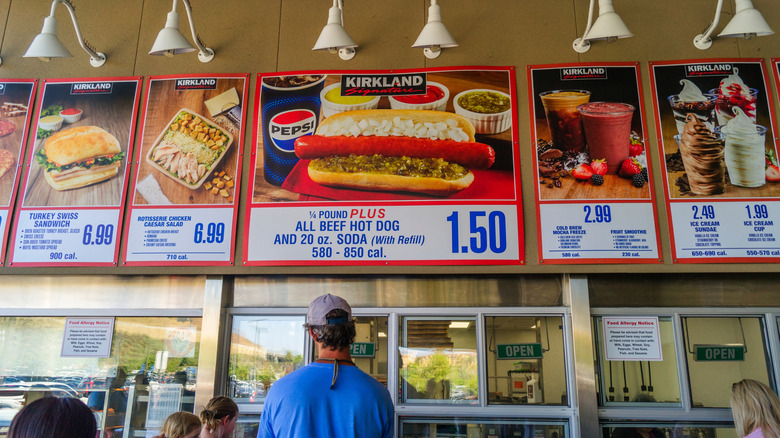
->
258, 362, 394, 438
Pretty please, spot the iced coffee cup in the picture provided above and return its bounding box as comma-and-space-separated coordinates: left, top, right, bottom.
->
716, 107, 767, 188
678, 113, 726, 195
667, 79, 716, 135
539, 90, 591, 152
577, 102, 635, 174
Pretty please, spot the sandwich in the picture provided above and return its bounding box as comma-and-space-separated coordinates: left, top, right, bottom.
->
35, 126, 123, 191
294, 109, 495, 195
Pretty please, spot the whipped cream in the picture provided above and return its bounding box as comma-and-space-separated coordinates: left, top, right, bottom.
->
677, 79, 707, 101
719, 107, 766, 187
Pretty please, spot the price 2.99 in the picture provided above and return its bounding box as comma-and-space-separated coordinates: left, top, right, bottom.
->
447, 211, 507, 254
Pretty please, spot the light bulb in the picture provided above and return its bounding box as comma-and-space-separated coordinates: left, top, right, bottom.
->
39, 57, 51, 62
164, 50, 175, 57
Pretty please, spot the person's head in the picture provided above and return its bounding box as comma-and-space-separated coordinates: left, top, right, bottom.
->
160, 411, 201, 438
731, 379, 780, 437
200, 396, 238, 437
8, 397, 97, 438
304, 293, 356, 351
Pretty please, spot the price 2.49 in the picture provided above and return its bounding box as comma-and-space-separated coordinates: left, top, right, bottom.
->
82, 224, 114, 245
194, 222, 225, 244
447, 211, 507, 254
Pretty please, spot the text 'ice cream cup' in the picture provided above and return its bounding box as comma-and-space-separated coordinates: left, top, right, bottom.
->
678, 113, 725, 196
539, 90, 591, 152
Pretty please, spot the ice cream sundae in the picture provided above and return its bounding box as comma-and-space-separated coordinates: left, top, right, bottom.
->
710, 67, 758, 126
667, 79, 716, 135
717, 107, 767, 188
679, 113, 725, 195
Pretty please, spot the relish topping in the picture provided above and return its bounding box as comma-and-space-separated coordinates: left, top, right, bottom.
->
457, 91, 510, 114
310, 154, 469, 180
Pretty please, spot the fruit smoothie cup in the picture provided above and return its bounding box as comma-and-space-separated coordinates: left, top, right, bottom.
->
539, 90, 591, 152
577, 102, 635, 174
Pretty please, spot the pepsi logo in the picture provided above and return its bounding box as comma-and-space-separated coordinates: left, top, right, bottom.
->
269, 109, 317, 152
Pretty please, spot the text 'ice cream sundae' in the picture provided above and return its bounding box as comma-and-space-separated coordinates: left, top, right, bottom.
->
679, 113, 725, 195
668, 79, 716, 135
718, 107, 767, 188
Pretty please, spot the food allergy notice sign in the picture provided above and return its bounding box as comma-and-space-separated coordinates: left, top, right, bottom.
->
61, 317, 115, 357
603, 317, 663, 361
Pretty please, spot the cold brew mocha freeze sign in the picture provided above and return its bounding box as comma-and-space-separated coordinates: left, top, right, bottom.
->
246, 67, 524, 266
650, 59, 780, 263
528, 63, 662, 264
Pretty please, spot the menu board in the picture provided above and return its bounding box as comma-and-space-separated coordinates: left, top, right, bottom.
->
9, 77, 142, 266
528, 63, 662, 264
0, 79, 37, 266
650, 59, 780, 263
244, 67, 523, 265
122, 74, 248, 265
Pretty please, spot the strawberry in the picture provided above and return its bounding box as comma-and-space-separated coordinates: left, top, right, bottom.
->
766, 165, 780, 182
629, 142, 644, 157
618, 158, 643, 178
572, 164, 593, 180
590, 159, 608, 176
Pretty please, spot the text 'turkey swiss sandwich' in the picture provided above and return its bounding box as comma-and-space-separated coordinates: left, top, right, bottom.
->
294, 109, 495, 196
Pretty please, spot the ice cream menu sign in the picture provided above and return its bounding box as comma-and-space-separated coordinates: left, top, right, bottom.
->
9, 77, 142, 266
528, 63, 662, 264
244, 67, 523, 265
0, 79, 37, 266
122, 74, 248, 265
650, 59, 780, 263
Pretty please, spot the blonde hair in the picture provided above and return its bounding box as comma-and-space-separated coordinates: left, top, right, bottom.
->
731, 379, 780, 438
160, 412, 200, 438
199, 396, 238, 434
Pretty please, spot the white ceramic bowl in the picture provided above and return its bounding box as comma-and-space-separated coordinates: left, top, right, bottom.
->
388, 81, 449, 112
320, 83, 381, 119
38, 116, 63, 131
58, 109, 83, 124
453, 89, 512, 134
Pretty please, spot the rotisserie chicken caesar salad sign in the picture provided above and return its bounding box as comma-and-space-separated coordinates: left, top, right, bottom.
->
122, 74, 248, 266
0, 79, 37, 266
9, 77, 142, 267
650, 59, 780, 263
244, 67, 523, 266
528, 63, 662, 264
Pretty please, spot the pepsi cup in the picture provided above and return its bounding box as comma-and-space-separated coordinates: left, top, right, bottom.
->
261, 74, 327, 186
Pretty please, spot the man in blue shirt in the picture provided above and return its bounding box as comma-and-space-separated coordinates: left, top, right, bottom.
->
258, 293, 394, 438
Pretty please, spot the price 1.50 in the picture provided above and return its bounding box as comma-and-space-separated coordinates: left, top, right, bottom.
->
194, 222, 225, 244
82, 224, 114, 245
447, 211, 507, 254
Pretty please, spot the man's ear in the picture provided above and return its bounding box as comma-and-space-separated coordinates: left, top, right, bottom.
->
308, 327, 318, 342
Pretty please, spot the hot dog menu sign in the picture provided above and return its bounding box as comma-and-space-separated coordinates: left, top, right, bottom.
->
245, 67, 523, 266
9, 77, 142, 267
650, 59, 780, 263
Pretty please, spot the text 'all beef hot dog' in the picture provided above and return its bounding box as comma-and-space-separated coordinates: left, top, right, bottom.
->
293, 109, 495, 195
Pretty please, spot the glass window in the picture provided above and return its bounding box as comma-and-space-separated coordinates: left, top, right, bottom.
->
602, 423, 737, 437
485, 316, 567, 405
683, 316, 772, 408
314, 316, 389, 387
0, 316, 201, 438
234, 414, 260, 438
228, 316, 306, 404
593, 317, 681, 406
400, 417, 568, 437
399, 317, 478, 404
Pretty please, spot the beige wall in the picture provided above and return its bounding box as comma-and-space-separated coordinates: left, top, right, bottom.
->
1, 0, 779, 275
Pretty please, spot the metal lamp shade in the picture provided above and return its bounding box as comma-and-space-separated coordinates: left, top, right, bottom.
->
584, 3, 633, 41
412, 3, 458, 48
719, 0, 774, 37
312, 5, 357, 51
149, 11, 196, 55
24, 16, 72, 58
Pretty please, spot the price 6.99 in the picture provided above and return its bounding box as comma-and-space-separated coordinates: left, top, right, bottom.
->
447, 211, 507, 254
194, 222, 225, 244
82, 224, 114, 245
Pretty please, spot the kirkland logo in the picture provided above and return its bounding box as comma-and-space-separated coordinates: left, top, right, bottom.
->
341, 73, 426, 96
71, 82, 113, 95
175, 78, 218, 90
269, 109, 317, 152
686, 64, 733, 77
560, 67, 607, 80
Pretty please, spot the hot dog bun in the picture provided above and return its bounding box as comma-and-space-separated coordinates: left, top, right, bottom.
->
308, 166, 474, 196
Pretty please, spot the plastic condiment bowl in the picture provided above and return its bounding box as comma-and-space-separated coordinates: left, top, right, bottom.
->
453, 89, 512, 134
38, 115, 63, 131
320, 83, 381, 119
388, 82, 449, 112
59, 109, 83, 124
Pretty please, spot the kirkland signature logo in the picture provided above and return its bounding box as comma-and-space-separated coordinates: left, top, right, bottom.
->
175, 78, 218, 90
70, 82, 113, 95
685, 64, 733, 77
560, 67, 608, 80
341, 73, 426, 96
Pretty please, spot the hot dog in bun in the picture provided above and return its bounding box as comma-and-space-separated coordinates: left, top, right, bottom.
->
35, 126, 124, 191
294, 109, 495, 195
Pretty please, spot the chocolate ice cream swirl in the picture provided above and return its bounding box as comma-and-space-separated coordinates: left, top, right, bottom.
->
679, 113, 725, 195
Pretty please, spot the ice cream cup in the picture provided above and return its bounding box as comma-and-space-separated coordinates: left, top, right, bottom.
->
389, 82, 449, 111
676, 132, 726, 196
454, 89, 512, 134
715, 124, 767, 188
667, 94, 716, 135
539, 89, 591, 152
709, 87, 759, 126
320, 83, 381, 119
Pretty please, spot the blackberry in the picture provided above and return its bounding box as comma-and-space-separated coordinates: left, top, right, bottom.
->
640, 168, 648, 181
632, 173, 646, 188
590, 174, 604, 186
